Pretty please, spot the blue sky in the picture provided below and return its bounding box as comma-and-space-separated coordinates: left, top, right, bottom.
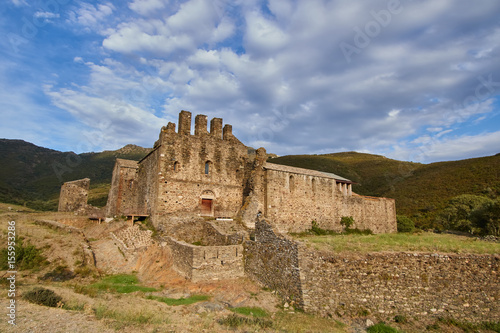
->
1, 0, 499, 163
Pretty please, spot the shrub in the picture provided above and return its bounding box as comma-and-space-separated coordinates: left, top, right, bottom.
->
23, 287, 62, 307
40, 265, 75, 282
0, 237, 48, 271
397, 215, 415, 233
340, 216, 354, 230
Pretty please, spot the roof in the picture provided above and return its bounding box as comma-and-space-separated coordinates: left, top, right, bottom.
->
264, 162, 353, 183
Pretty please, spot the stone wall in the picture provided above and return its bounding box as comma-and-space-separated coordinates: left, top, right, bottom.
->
245, 219, 499, 323
264, 168, 396, 234
166, 236, 244, 282
137, 110, 255, 228
106, 159, 139, 217
244, 220, 304, 307
58, 178, 90, 212
299, 251, 500, 323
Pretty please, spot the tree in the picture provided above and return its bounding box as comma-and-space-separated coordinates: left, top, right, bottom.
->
397, 215, 415, 233
437, 194, 493, 233
470, 198, 500, 236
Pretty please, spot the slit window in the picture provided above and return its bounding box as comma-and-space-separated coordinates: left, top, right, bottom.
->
205, 161, 210, 175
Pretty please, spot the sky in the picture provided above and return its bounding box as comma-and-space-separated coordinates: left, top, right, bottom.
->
1, 0, 499, 163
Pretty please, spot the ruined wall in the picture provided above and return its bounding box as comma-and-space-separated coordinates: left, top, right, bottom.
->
244, 220, 304, 307
265, 169, 396, 234
166, 237, 244, 282
106, 159, 139, 217
299, 251, 500, 323
58, 178, 90, 212
135, 147, 162, 218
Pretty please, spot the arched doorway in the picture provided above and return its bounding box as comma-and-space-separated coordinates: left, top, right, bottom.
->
200, 190, 215, 216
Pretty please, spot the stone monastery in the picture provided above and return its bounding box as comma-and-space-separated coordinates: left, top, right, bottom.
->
56, 111, 499, 322
60, 110, 396, 234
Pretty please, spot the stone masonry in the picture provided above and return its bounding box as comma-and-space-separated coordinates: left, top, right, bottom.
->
245, 219, 500, 323
58, 178, 90, 212
99, 110, 396, 234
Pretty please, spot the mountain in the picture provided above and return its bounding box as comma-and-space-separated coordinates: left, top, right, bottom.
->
1, 139, 498, 229
0, 139, 151, 210
269, 152, 500, 228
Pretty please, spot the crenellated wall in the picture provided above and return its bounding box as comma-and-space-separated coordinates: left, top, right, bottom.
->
142, 110, 254, 227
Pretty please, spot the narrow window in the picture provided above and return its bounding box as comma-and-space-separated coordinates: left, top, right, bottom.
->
312, 178, 317, 196
173, 161, 180, 172
205, 161, 210, 175
289, 175, 295, 193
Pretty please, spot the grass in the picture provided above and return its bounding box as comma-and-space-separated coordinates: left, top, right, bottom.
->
294, 232, 500, 254
146, 294, 210, 306
89, 274, 157, 294
366, 322, 402, 333
93, 303, 168, 326
272, 311, 348, 333
230, 306, 269, 317
217, 314, 273, 329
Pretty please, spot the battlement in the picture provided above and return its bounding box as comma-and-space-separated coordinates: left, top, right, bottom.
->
169, 110, 235, 140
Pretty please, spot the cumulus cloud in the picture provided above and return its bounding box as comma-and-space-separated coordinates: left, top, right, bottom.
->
39, 0, 500, 160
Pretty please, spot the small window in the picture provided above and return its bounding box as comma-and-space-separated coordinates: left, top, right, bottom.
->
173, 161, 180, 172
205, 161, 210, 175
289, 175, 295, 193
312, 178, 317, 195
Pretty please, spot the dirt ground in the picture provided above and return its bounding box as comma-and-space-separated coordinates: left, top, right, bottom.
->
0, 205, 493, 333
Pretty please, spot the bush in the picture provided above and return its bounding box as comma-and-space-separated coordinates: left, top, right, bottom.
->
40, 265, 75, 282
23, 287, 62, 307
340, 216, 354, 230
0, 237, 48, 271
397, 215, 415, 233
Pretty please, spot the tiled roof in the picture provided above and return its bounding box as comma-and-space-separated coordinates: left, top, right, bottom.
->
264, 162, 353, 183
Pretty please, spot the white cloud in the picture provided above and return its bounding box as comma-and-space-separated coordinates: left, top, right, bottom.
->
34, 11, 60, 22
68, 2, 115, 32
129, 0, 169, 16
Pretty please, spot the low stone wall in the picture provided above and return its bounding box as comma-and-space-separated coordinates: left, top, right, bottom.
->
244, 220, 303, 307
169, 220, 245, 246
166, 237, 244, 282
299, 251, 500, 323
245, 219, 499, 323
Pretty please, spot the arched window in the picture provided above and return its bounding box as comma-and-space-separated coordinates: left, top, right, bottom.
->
289, 175, 295, 193
205, 161, 211, 175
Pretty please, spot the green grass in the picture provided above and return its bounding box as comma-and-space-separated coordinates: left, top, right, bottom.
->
366, 322, 402, 333
230, 306, 269, 317
146, 294, 210, 306
295, 232, 500, 254
89, 274, 157, 294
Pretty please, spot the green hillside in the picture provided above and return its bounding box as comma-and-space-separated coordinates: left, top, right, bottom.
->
269, 152, 500, 229
0, 139, 151, 210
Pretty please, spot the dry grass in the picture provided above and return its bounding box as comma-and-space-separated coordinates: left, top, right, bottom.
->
296, 232, 500, 254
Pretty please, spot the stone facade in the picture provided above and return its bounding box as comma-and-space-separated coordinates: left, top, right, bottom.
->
245, 219, 500, 323
100, 110, 396, 234
58, 178, 90, 212
166, 236, 244, 282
